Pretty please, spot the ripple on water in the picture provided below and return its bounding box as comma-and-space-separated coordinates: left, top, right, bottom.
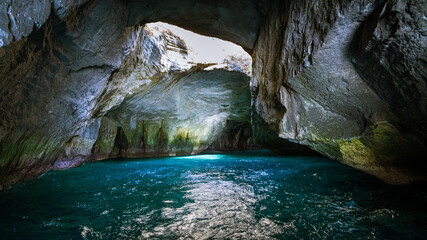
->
0, 151, 426, 240
139, 178, 283, 239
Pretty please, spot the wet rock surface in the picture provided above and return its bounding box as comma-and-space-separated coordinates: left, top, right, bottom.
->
0, 0, 426, 187
205, 120, 256, 152
0, 19, 254, 188
251, 0, 427, 184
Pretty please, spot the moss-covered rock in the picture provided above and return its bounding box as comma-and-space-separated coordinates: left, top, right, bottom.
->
251, 0, 427, 184
302, 122, 427, 184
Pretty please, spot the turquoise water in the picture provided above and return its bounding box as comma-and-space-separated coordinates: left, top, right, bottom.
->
0, 150, 426, 239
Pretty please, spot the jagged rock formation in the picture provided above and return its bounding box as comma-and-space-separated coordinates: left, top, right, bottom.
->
0, 0, 268, 51
252, 0, 427, 184
0, 0, 426, 187
205, 120, 256, 152
0, 20, 257, 188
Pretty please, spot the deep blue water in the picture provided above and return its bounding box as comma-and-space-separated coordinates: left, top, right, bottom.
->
0, 150, 426, 239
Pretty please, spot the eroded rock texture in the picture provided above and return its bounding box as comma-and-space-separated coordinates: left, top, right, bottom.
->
0, 18, 253, 188
88, 23, 253, 160
0, 0, 268, 50
0, 0, 426, 187
206, 120, 256, 152
252, 0, 427, 184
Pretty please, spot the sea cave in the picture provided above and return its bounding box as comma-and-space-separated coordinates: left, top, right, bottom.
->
0, 0, 426, 239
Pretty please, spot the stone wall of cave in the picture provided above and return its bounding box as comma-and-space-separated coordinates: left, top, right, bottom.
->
251, 0, 427, 184
0, 19, 264, 188
0, 0, 426, 188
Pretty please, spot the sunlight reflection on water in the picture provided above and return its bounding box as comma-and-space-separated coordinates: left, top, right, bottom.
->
138, 174, 283, 239
0, 151, 426, 240
176, 154, 224, 160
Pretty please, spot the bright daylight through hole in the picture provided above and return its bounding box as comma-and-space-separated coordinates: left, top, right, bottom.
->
0, 1, 426, 240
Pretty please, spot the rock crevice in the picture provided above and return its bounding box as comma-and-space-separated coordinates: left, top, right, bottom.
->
0, 0, 426, 187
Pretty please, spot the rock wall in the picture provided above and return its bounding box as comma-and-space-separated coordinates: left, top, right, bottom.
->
85, 23, 254, 160
251, 0, 427, 184
0, 0, 425, 187
0, 19, 255, 188
0, 0, 269, 51
205, 120, 256, 152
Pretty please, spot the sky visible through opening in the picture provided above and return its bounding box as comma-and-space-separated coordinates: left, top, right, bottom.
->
151, 22, 250, 65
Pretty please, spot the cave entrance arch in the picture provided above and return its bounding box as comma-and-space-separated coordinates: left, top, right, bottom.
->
91, 22, 255, 159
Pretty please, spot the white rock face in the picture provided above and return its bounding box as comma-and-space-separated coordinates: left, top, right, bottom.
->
0, 21, 252, 188
89, 22, 252, 160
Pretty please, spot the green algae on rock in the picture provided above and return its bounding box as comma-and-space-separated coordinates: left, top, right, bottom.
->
0, 21, 254, 188
0, 0, 426, 187
250, 0, 427, 184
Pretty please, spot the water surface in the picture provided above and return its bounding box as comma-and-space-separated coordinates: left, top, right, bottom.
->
0, 150, 426, 239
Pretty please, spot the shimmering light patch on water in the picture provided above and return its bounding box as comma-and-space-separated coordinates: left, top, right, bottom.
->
176, 154, 224, 160
0, 150, 426, 240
